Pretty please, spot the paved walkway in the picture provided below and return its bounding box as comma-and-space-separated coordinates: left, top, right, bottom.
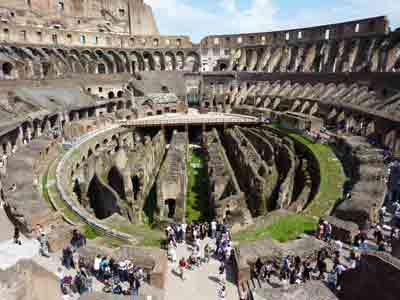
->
0, 208, 14, 242
0, 236, 40, 270
165, 238, 238, 300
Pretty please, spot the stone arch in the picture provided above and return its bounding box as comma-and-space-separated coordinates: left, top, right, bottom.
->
80, 49, 98, 73
153, 51, 165, 71
165, 198, 176, 219
2, 62, 14, 77
95, 50, 114, 73
164, 51, 177, 71
108, 91, 115, 99
97, 63, 107, 74
107, 50, 124, 73
87, 175, 120, 219
185, 51, 200, 72
143, 52, 155, 71
176, 51, 185, 70
69, 49, 88, 72
107, 166, 126, 200
130, 51, 144, 72
219, 62, 228, 71
119, 51, 131, 73
117, 91, 124, 98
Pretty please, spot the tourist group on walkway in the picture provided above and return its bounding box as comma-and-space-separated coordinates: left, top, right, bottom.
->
165, 220, 235, 300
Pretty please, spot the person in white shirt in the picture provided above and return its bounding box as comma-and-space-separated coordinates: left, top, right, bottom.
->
93, 254, 101, 276
181, 223, 187, 243
334, 240, 343, 257
211, 220, 217, 239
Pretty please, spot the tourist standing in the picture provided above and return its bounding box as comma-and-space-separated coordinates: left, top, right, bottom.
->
14, 226, 21, 245
181, 222, 187, 243
211, 220, 217, 239
130, 275, 140, 300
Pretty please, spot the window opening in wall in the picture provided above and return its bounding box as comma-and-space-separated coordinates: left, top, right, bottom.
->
119, 9, 125, 17
77, 19, 81, 24
165, 39, 170, 45
285, 32, 290, 40
325, 29, 330, 40
129, 38, 135, 46
20, 30, 26, 41
298, 31, 302, 39
80, 35, 86, 44
2, 62, 13, 76
66, 34, 72, 42
3, 28, 9, 39
37, 31, 42, 41
27, 0, 31, 7
237, 37, 242, 43
153, 38, 159, 47
52, 34, 58, 44
249, 36, 255, 43
99, 87, 103, 92
355, 23, 360, 33
87, 88, 91, 93
10, 12, 15, 17
93, 36, 98, 44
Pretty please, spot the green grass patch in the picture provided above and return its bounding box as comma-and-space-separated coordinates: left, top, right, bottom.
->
233, 214, 318, 243
83, 224, 100, 240
286, 132, 346, 217
186, 147, 211, 223
109, 221, 164, 248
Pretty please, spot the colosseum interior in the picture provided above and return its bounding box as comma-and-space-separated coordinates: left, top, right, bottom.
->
0, 1, 400, 300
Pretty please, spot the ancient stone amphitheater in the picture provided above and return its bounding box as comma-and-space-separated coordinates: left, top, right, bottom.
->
0, 1, 400, 300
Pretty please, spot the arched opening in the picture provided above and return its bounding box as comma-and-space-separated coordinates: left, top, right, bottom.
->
73, 178, 82, 203
165, 198, 176, 218
88, 148, 93, 158
108, 91, 115, 99
87, 175, 120, 219
98, 63, 106, 74
2, 62, 13, 76
42, 62, 50, 77
117, 91, 124, 98
219, 63, 228, 71
131, 175, 141, 200
107, 167, 126, 200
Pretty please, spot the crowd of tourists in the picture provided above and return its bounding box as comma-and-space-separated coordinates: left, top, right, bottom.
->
165, 220, 235, 300
60, 230, 144, 299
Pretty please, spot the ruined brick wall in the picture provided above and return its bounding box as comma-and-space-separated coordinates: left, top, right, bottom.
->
0, 0, 159, 35
205, 128, 250, 225
221, 127, 270, 216
240, 128, 280, 210
156, 130, 187, 223
339, 252, 400, 300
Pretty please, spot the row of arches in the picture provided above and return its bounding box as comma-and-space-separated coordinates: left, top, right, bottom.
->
0, 46, 201, 80
228, 37, 400, 73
